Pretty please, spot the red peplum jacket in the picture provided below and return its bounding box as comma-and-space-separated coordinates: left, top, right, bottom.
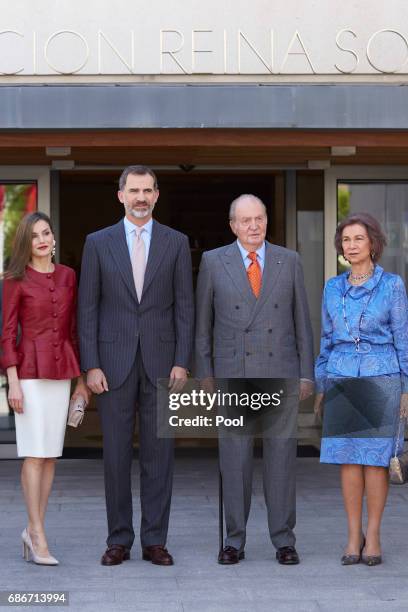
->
1, 264, 81, 380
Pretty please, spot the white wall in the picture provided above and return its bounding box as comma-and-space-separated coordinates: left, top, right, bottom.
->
1, 1, 408, 77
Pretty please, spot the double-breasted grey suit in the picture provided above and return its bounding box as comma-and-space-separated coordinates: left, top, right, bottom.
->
195, 240, 314, 551
78, 219, 194, 549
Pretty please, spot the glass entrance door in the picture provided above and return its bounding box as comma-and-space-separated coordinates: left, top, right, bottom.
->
337, 181, 408, 281
0, 182, 38, 449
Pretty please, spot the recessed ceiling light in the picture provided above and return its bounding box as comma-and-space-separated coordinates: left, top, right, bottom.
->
46, 147, 71, 156
308, 160, 331, 169
331, 146, 357, 156
51, 160, 75, 170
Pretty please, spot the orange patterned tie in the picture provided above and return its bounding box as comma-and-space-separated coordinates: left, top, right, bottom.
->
247, 252, 262, 298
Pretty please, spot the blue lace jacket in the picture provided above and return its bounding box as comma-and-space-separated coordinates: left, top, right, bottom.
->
315, 265, 408, 393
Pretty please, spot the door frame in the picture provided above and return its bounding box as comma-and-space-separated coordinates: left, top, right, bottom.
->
0, 166, 50, 213
0, 166, 50, 459
324, 166, 408, 281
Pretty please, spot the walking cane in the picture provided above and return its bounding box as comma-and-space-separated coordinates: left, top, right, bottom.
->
218, 465, 224, 554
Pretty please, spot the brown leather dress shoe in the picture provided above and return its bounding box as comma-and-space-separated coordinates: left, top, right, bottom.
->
276, 546, 300, 565
101, 545, 130, 566
218, 546, 245, 565
142, 545, 174, 566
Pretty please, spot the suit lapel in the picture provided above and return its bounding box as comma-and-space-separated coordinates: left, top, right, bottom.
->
220, 242, 256, 307
141, 221, 170, 297
246, 242, 285, 326
107, 220, 138, 303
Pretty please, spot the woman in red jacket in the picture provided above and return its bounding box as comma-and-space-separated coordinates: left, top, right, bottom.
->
1, 211, 89, 565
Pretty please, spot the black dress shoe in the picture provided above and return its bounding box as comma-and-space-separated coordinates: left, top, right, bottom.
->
276, 546, 300, 565
218, 546, 245, 565
101, 545, 130, 566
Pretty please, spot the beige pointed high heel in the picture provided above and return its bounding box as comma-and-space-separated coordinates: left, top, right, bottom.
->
21, 529, 59, 566
22, 538, 30, 562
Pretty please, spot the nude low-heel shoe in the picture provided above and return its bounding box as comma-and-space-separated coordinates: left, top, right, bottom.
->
361, 553, 382, 566
361, 539, 382, 566
341, 535, 366, 566
21, 529, 59, 566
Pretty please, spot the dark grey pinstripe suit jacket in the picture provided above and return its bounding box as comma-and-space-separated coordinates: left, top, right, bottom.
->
78, 219, 194, 390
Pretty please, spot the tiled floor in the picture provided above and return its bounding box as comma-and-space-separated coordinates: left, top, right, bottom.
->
1, 454, 408, 611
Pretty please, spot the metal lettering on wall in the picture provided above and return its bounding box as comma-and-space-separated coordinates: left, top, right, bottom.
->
1, 27, 408, 75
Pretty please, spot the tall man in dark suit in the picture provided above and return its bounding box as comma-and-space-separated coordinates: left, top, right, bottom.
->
78, 165, 194, 566
195, 194, 314, 565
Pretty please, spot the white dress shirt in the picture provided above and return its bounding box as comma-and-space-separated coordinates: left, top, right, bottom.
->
123, 216, 153, 263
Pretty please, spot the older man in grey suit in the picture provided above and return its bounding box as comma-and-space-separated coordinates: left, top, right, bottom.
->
195, 194, 314, 565
78, 165, 194, 567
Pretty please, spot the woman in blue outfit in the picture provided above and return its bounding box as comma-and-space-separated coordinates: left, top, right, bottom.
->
314, 212, 408, 566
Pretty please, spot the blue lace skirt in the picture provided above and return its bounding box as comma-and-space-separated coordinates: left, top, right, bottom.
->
320, 374, 402, 466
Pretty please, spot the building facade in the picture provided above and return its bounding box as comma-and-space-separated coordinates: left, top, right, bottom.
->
1, 0, 408, 454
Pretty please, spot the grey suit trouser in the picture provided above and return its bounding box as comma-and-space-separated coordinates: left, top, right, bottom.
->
219, 395, 298, 552
97, 348, 174, 549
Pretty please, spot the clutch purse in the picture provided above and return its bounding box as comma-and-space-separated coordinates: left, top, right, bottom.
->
389, 418, 408, 485
67, 394, 86, 428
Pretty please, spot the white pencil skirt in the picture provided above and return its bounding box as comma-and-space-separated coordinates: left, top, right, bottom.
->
15, 379, 71, 458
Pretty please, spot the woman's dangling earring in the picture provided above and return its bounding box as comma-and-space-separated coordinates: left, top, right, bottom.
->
52, 240, 56, 258
371, 250, 375, 260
